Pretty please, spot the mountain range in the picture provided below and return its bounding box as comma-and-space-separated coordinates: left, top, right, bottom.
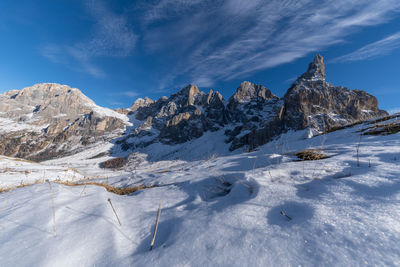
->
0, 54, 387, 161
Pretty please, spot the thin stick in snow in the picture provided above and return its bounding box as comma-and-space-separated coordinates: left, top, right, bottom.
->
80, 184, 87, 197
356, 135, 362, 167
280, 211, 292, 221
47, 180, 57, 237
0, 189, 12, 212
150, 200, 162, 251
268, 170, 273, 182
107, 198, 122, 226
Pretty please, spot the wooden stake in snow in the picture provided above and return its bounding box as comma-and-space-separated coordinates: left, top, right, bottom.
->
47, 180, 57, 237
356, 135, 362, 167
150, 200, 162, 251
280, 211, 292, 221
107, 198, 122, 226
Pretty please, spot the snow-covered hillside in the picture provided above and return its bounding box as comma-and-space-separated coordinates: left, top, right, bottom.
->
0, 114, 399, 266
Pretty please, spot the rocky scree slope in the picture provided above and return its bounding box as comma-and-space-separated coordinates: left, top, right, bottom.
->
0, 83, 127, 161
116, 54, 387, 152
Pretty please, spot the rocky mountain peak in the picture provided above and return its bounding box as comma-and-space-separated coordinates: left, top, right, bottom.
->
206, 90, 224, 106
229, 81, 276, 105
130, 97, 154, 111
0, 83, 95, 119
169, 84, 202, 107
0, 83, 127, 160
299, 54, 326, 81
14, 83, 85, 98
227, 81, 277, 113
281, 53, 387, 132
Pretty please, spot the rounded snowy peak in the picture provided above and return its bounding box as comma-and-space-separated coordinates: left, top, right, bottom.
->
8, 83, 94, 104
0, 83, 127, 123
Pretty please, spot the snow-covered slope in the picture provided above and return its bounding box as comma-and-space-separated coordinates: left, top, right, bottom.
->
0, 155, 84, 188
0, 114, 399, 266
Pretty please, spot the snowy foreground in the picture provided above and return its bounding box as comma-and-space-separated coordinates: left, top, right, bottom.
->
1, 117, 400, 266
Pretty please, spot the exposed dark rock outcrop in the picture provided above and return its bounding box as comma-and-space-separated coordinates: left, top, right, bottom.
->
281, 54, 387, 131
244, 54, 388, 150
117, 84, 230, 149
225, 81, 282, 150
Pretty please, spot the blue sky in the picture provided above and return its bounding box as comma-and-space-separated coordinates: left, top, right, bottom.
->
1, 0, 400, 113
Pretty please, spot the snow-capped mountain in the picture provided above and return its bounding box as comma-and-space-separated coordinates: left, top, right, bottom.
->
0, 83, 128, 160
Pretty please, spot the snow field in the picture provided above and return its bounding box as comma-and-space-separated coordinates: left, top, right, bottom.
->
0, 118, 399, 266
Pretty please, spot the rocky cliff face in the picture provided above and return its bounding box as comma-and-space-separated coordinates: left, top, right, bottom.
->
244, 54, 388, 149
116, 84, 230, 150
0, 83, 127, 160
281, 54, 387, 131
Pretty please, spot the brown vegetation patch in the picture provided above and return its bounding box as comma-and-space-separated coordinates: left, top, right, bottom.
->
0, 179, 44, 194
324, 121, 364, 134
100, 157, 127, 169
362, 122, 400, 136
57, 180, 156, 195
10, 157, 38, 164
1, 179, 156, 196
368, 114, 400, 125
295, 150, 329, 161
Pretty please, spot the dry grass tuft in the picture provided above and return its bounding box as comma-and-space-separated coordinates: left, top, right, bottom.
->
100, 157, 127, 169
295, 150, 328, 161
10, 157, 38, 164
56, 180, 156, 195
0, 179, 44, 194
0, 179, 155, 196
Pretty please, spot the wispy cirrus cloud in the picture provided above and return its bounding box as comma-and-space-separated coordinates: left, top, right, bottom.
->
108, 90, 139, 99
119, 91, 139, 98
332, 32, 400, 63
136, 0, 400, 89
42, 0, 136, 77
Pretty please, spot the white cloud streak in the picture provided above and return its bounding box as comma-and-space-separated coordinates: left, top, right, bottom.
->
332, 32, 400, 63
119, 91, 139, 98
42, 0, 136, 77
137, 0, 400, 88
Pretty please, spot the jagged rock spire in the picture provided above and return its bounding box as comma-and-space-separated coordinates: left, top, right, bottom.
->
299, 54, 326, 81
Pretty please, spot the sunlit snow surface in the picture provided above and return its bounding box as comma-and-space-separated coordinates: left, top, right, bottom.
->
0, 116, 400, 266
